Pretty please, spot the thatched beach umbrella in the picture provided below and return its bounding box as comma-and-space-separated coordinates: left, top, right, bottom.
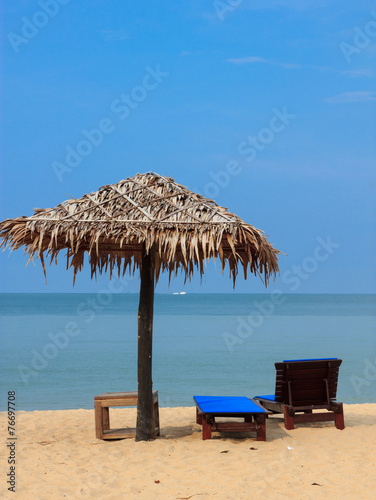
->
0, 172, 281, 440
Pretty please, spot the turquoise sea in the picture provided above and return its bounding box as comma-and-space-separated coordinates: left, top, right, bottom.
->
0, 294, 375, 411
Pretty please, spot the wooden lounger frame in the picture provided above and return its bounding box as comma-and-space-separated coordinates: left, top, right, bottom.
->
255, 359, 345, 430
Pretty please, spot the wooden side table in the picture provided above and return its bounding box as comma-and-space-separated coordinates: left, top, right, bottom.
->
94, 391, 160, 440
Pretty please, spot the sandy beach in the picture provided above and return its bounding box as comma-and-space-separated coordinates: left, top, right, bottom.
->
1, 404, 375, 499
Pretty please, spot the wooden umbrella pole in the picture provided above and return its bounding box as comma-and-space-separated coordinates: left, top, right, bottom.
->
136, 243, 156, 441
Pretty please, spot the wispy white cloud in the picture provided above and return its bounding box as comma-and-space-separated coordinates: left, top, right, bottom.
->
260, 0, 339, 9
226, 56, 301, 69
222, 0, 339, 12
340, 69, 374, 78
203, 0, 334, 23
179, 50, 203, 57
226, 56, 373, 78
324, 91, 376, 103
100, 29, 130, 41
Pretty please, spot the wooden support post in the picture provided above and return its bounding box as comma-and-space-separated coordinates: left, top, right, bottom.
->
136, 244, 156, 441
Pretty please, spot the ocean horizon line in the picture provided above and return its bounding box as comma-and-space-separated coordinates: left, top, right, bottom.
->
1, 292, 375, 295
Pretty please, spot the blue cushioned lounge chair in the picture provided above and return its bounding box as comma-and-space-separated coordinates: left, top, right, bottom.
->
193, 395, 271, 440
254, 358, 345, 430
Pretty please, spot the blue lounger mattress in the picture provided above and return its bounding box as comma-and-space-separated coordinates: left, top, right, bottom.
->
193, 396, 267, 414
282, 358, 337, 362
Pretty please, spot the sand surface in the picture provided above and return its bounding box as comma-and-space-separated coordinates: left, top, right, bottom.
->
1, 404, 375, 499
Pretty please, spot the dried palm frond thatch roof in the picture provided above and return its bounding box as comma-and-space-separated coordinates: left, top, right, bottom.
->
0, 172, 281, 285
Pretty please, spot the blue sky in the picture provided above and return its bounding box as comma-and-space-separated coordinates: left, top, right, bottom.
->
0, 0, 375, 293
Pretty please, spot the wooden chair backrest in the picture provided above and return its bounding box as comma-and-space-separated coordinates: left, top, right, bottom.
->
274, 359, 342, 406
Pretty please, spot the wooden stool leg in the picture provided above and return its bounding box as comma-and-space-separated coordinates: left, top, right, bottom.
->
102, 406, 110, 432
94, 401, 103, 439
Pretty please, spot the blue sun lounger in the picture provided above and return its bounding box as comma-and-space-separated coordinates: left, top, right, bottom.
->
254, 358, 345, 430
193, 396, 271, 441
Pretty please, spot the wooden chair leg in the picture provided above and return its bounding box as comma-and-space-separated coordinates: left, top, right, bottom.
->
256, 415, 266, 441
154, 400, 160, 436
196, 407, 203, 425
284, 407, 295, 430
335, 406, 345, 430
202, 416, 212, 440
